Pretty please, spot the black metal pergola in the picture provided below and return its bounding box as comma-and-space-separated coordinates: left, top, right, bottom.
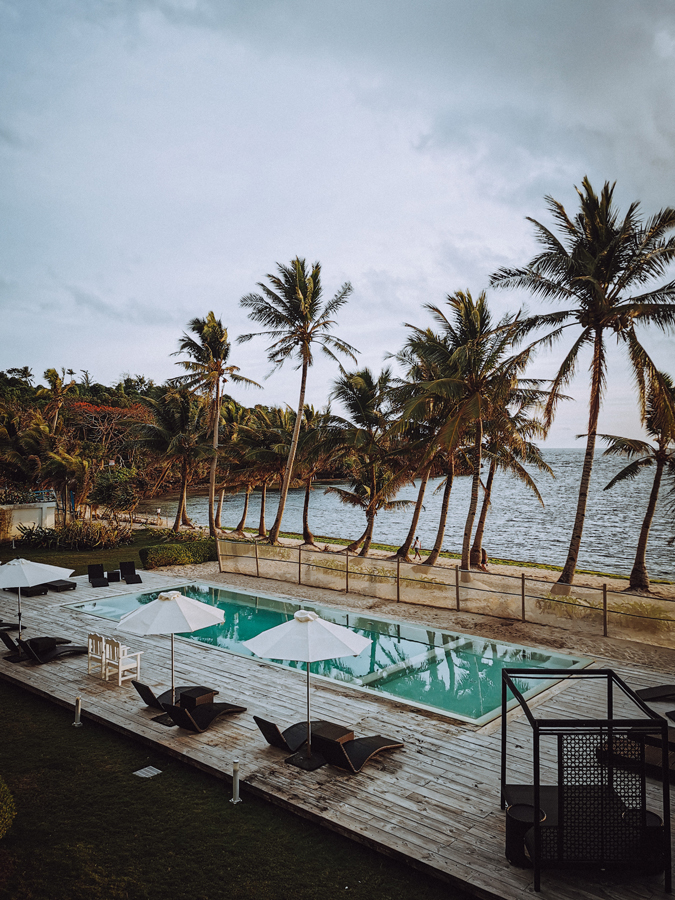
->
501, 668, 672, 892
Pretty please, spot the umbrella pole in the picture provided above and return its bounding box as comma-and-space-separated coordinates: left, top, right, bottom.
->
307, 663, 311, 758
17, 587, 22, 641
171, 633, 175, 703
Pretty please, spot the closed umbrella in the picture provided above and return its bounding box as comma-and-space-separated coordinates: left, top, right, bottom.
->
0, 558, 75, 638
116, 590, 225, 703
244, 609, 371, 770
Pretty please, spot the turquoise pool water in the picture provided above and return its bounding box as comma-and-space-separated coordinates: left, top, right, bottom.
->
67, 582, 591, 724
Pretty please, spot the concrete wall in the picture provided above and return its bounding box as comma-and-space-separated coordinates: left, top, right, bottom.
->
0, 502, 57, 540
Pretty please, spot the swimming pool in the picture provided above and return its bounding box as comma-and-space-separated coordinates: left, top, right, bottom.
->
67, 582, 591, 724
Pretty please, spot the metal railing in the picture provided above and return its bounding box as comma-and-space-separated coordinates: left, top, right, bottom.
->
217, 538, 675, 649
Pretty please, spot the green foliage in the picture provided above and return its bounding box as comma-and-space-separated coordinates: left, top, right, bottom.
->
17, 520, 132, 550
89, 467, 139, 515
154, 527, 210, 543
139, 539, 217, 568
0, 774, 16, 841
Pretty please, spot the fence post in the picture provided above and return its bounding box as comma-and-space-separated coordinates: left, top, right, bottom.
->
254, 541, 259, 578
396, 557, 400, 603
298, 547, 302, 585
603, 583, 608, 637
455, 565, 460, 611
216, 537, 223, 573
345, 548, 349, 593
521, 572, 526, 622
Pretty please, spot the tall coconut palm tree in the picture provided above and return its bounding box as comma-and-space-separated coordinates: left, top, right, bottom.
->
136, 390, 213, 531
36, 368, 78, 430
491, 178, 675, 584
173, 312, 259, 537
328, 368, 412, 556
296, 406, 341, 546
238, 258, 357, 545
599, 373, 675, 592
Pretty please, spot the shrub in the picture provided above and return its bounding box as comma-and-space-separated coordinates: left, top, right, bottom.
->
139, 540, 217, 569
0, 775, 16, 841
154, 528, 210, 544
17, 520, 132, 550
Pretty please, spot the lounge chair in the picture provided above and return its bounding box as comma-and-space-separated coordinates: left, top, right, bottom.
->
132, 680, 196, 710
119, 561, 142, 584
1, 631, 71, 662
2, 584, 48, 597
161, 701, 247, 733
17, 638, 87, 665
253, 716, 329, 753
0, 620, 19, 631
636, 685, 675, 703
311, 733, 404, 773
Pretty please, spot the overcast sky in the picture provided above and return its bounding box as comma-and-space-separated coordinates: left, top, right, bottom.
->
2, 0, 674, 446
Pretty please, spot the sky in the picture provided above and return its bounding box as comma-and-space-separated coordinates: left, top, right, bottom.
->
1, 0, 675, 447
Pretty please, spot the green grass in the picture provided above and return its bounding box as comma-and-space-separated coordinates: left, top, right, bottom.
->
0, 679, 464, 900
0, 529, 161, 576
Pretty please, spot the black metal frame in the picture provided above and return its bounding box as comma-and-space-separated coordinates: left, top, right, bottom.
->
501, 668, 672, 892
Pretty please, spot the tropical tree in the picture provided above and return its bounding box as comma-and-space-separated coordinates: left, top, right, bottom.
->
36, 368, 78, 430
136, 390, 213, 531
328, 368, 412, 556
173, 312, 258, 537
599, 373, 675, 591
295, 406, 341, 546
239, 258, 357, 545
491, 177, 675, 584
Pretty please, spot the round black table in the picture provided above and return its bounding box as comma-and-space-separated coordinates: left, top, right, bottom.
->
505, 803, 546, 868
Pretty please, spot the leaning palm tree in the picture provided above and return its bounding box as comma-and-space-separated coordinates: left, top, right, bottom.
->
36, 368, 78, 430
599, 373, 675, 592
173, 312, 259, 537
491, 178, 675, 584
238, 258, 357, 544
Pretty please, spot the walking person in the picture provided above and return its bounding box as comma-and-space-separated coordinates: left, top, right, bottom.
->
413, 535, 422, 561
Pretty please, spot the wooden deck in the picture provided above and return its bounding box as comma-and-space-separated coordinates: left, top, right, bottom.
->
1, 571, 673, 900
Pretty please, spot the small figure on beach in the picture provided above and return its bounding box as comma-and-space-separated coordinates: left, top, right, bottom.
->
413, 536, 422, 561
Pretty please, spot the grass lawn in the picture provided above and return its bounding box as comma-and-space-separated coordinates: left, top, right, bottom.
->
0, 679, 467, 900
0, 529, 162, 576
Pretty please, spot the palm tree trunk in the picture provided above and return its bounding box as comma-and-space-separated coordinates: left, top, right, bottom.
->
208, 380, 221, 537
268, 361, 308, 544
423, 457, 455, 566
558, 329, 604, 586
462, 419, 483, 569
302, 477, 315, 545
629, 455, 665, 591
258, 482, 268, 537
470, 456, 495, 567
173, 462, 188, 531
214, 488, 225, 529
358, 513, 376, 557
396, 464, 430, 560
346, 523, 369, 553
235, 486, 251, 533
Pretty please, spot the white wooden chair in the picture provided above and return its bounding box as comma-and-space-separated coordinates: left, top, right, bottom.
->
87, 633, 106, 678
103, 638, 143, 686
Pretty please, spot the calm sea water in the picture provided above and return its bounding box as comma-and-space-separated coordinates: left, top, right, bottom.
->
136, 449, 674, 579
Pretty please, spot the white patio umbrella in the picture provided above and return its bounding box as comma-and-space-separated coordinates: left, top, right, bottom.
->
116, 590, 225, 703
0, 558, 75, 638
244, 609, 371, 769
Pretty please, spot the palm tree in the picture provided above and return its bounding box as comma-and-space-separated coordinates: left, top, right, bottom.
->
36, 368, 78, 430
491, 178, 675, 584
173, 312, 258, 537
136, 390, 213, 531
239, 258, 357, 545
599, 373, 675, 591
296, 406, 341, 546
328, 368, 412, 556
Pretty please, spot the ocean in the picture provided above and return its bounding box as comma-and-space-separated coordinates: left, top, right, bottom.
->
136, 449, 674, 579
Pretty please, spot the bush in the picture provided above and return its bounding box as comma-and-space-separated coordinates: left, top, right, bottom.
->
139, 540, 217, 569
0, 775, 16, 841
154, 528, 211, 544
17, 520, 133, 550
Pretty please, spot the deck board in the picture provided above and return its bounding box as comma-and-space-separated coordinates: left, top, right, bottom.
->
1, 570, 673, 900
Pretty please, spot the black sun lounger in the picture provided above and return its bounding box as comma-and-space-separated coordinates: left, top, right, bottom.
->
253, 716, 327, 753
0, 621, 20, 631
119, 561, 142, 584
132, 680, 200, 710
311, 734, 404, 774
161, 701, 247, 733
17, 638, 87, 665
1, 632, 70, 662
3, 585, 48, 597
636, 685, 675, 703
